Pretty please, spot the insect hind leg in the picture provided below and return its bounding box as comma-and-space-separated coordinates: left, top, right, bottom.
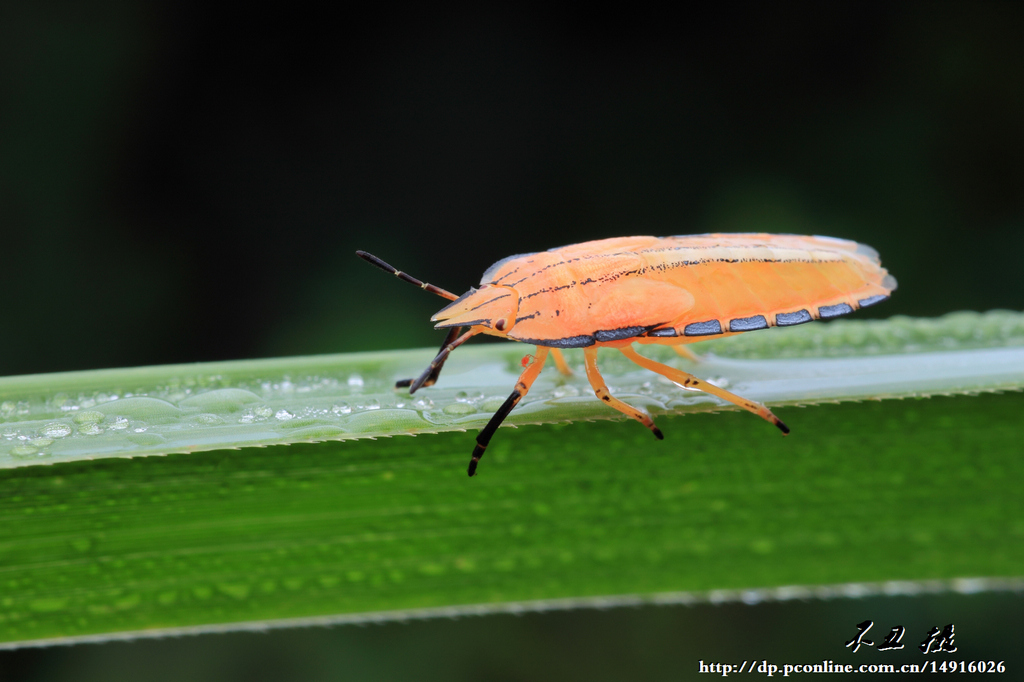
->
395, 326, 463, 389
583, 346, 663, 440
468, 347, 549, 477
550, 348, 573, 376
619, 345, 789, 434
672, 345, 702, 362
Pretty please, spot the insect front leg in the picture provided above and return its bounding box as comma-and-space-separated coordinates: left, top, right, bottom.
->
583, 346, 663, 440
407, 329, 479, 394
468, 346, 550, 477
395, 326, 463, 390
619, 345, 789, 434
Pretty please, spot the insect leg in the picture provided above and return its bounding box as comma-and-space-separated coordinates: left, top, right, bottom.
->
672, 345, 702, 362
550, 348, 573, 376
619, 345, 789, 434
468, 347, 550, 477
583, 346, 663, 440
395, 326, 462, 389
408, 329, 480, 394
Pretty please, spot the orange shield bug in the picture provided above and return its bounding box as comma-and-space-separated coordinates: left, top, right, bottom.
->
358, 234, 896, 476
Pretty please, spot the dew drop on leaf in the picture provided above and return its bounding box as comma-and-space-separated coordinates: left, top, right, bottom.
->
41, 423, 72, 438
443, 403, 477, 416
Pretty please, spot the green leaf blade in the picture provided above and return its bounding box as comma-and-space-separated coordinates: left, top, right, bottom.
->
2, 311, 1023, 470
2, 392, 1023, 647
1, 311, 1022, 647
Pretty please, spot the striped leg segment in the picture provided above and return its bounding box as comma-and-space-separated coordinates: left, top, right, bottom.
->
395, 326, 463, 389
409, 329, 480, 394
583, 346, 663, 440
550, 348, 573, 376
619, 345, 789, 434
672, 345, 702, 362
468, 347, 549, 477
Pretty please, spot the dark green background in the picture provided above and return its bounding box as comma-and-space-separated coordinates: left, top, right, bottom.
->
1, 2, 1022, 679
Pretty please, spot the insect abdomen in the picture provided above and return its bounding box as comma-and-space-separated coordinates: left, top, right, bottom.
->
638, 238, 895, 338
499, 234, 895, 346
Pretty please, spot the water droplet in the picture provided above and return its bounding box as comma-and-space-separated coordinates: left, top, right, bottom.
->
217, 583, 251, 600
358, 399, 380, 411
412, 398, 434, 410
480, 397, 507, 411
178, 388, 260, 413
275, 410, 294, 421
41, 423, 72, 439
80, 423, 104, 436
347, 374, 364, 388
73, 410, 105, 425
552, 385, 580, 398
157, 591, 178, 605
10, 445, 38, 457
0, 402, 15, 418
443, 403, 477, 416
109, 417, 130, 430
239, 405, 271, 423
331, 403, 352, 415
70, 537, 93, 552
29, 597, 67, 612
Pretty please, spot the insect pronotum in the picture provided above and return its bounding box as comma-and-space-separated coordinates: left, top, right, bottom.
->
358, 234, 896, 476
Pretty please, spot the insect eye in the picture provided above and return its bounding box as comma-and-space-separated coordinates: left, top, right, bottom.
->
494, 319, 507, 332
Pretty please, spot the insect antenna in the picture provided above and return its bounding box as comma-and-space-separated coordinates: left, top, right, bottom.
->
356, 251, 458, 301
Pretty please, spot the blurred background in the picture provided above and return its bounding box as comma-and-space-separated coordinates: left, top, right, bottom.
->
3, 2, 1023, 377
1, 1, 1022, 679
